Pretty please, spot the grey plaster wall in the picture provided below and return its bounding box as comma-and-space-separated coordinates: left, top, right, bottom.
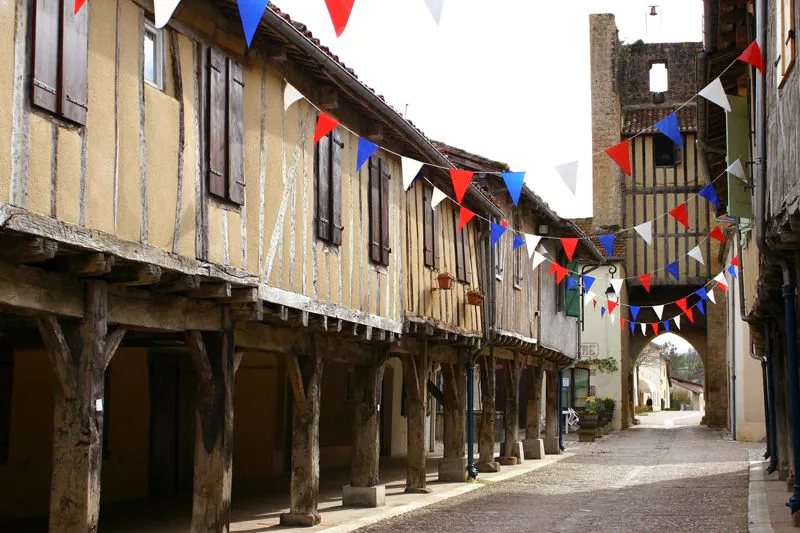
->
537, 240, 578, 359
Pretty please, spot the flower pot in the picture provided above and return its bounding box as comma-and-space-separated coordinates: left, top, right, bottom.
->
578, 413, 599, 442
466, 290, 484, 306
437, 273, 455, 290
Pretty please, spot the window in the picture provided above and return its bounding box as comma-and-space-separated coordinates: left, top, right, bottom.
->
653, 134, 681, 167
206, 48, 245, 206
512, 213, 522, 288
32, 0, 89, 125
565, 269, 581, 318
777, 0, 796, 85
315, 130, 344, 245
144, 22, 165, 90
0, 347, 12, 465
453, 209, 472, 283
368, 156, 391, 266
493, 217, 505, 280
422, 183, 437, 268
560, 367, 590, 409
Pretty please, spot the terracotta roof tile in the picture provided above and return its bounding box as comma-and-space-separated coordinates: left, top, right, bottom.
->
572, 218, 627, 260
622, 105, 697, 136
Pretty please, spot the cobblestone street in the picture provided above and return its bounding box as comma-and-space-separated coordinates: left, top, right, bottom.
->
358, 420, 752, 533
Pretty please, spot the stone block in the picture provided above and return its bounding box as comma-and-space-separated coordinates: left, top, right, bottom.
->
544, 437, 561, 454
280, 512, 321, 527
523, 438, 545, 459
438, 457, 467, 482
342, 485, 386, 507
503, 441, 524, 462
476, 461, 500, 473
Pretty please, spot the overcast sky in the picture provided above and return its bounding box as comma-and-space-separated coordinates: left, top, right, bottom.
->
276, 0, 704, 218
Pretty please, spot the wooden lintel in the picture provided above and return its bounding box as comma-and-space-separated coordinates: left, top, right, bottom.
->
59, 252, 115, 276
228, 288, 258, 303
0, 235, 58, 264
186, 331, 215, 399
106, 263, 163, 286
157, 274, 202, 293
103, 327, 127, 370
37, 315, 77, 399
107, 286, 222, 331
231, 300, 263, 322
286, 354, 307, 412
191, 282, 232, 299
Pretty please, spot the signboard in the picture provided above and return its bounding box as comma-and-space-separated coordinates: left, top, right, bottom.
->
580, 343, 600, 357
562, 377, 570, 387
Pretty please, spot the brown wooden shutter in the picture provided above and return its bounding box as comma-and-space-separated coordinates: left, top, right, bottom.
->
33, 0, 60, 114
330, 128, 344, 245
380, 159, 391, 265
207, 48, 227, 199
316, 133, 332, 242
59, 3, 89, 125
227, 61, 245, 205
423, 184, 435, 267
368, 157, 382, 263
453, 209, 465, 281
463, 225, 472, 283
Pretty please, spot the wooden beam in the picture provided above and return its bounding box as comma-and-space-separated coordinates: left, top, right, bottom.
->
62, 253, 115, 277
107, 286, 222, 331
103, 327, 127, 370
228, 287, 258, 303
37, 315, 76, 399
367, 126, 384, 143
105, 264, 162, 286
0, 235, 58, 263
427, 380, 444, 405
157, 274, 201, 293
185, 331, 215, 399
286, 354, 307, 412
265, 39, 287, 61
231, 300, 263, 322
191, 282, 232, 299
318, 90, 339, 111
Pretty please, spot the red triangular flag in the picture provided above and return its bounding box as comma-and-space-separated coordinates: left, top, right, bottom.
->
561, 238, 579, 261
593, 298, 598, 310
314, 112, 339, 144
74, 0, 86, 13
638, 273, 651, 293
620, 317, 627, 331
324, 0, 356, 37
709, 226, 726, 243
652, 322, 660, 335
738, 41, 765, 74
676, 298, 688, 313
548, 263, 569, 285
450, 169, 475, 204
457, 206, 475, 230
686, 308, 695, 323
501, 218, 509, 228
605, 140, 631, 176
669, 204, 690, 229
717, 281, 728, 293
608, 298, 618, 314
731, 256, 740, 267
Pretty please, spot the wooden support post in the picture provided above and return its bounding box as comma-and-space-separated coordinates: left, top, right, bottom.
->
350, 349, 388, 488
477, 350, 499, 472
502, 356, 523, 461
439, 352, 466, 481
38, 280, 126, 533
544, 368, 561, 455
401, 342, 431, 493
525, 365, 544, 440
185, 309, 236, 533
280, 338, 325, 526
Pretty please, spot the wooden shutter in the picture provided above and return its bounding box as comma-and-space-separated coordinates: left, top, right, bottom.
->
380, 159, 391, 265
227, 61, 245, 205
32, 0, 61, 114
316, 133, 332, 242
369, 157, 382, 263
331, 128, 344, 245
207, 48, 227, 199
59, 4, 89, 125
423, 184, 435, 267
462, 225, 472, 283
453, 209, 465, 281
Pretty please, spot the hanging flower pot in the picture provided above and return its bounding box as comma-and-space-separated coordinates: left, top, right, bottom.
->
466, 289, 485, 306
437, 272, 455, 290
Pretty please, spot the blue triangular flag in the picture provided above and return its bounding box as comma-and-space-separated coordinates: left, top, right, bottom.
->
238, 0, 270, 47
699, 184, 720, 208
696, 287, 708, 301
582, 275, 596, 292
601, 306, 606, 318
697, 300, 705, 315
654, 112, 683, 147
630, 321, 636, 334
513, 234, 525, 250
357, 138, 379, 172
502, 172, 526, 207
665, 262, 680, 281
663, 320, 671, 332
728, 265, 738, 278
567, 276, 578, 290
598, 233, 616, 257
490, 223, 507, 246
630, 306, 640, 321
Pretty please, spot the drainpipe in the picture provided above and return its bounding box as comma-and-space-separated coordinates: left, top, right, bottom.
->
765, 328, 779, 473
754, 0, 800, 509
731, 268, 737, 440
757, 343, 771, 461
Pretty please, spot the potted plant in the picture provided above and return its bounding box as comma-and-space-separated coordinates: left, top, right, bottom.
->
466, 289, 484, 306
436, 272, 455, 290
578, 396, 601, 442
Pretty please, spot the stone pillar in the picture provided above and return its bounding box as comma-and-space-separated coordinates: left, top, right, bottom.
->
439, 355, 467, 481
544, 367, 561, 454
343, 351, 387, 507
704, 297, 729, 427
401, 344, 431, 493
38, 281, 126, 533
281, 343, 325, 526
501, 357, 523, 463
523, 364, 545, 459
477, 351, 500, 472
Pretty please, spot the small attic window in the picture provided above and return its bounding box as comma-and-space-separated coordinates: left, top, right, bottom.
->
654, 134, 681, 167
649, 63, 668, 92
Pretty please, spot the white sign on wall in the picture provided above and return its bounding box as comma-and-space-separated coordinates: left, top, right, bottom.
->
580, 343, 600, 357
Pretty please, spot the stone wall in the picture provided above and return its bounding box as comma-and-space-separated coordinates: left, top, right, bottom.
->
618, 42, 702, 106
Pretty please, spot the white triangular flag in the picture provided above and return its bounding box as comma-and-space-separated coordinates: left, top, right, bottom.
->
707, 286, 717, 304
554, 161, 579, 195
641, 323, 647, 335
727, 158, 747, 181
714, 272, 729, 287
525, 234, 542, 259
154, 0, 181, 28
610, 313, 616, 325
653, 305, 664, 320
402, 157, 425, 191
532, 252, 547, 272
584, 291, 597, 307
634, 221, 653, 245
610, 278, 624, 295
431, 187, 447, 209
283, 83, 305, 112
538, 245, 550, 257
687, 246, 705, 265
698, 77, 732, 112
674, 315, 681, 330
425, 0, 444, 24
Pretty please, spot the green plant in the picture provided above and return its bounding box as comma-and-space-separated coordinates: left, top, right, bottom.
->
580, 357, 619, 374
601, 397, 615, 412
584, 396, 602, 414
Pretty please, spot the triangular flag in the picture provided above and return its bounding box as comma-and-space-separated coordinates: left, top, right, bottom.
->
663, 320, 671, 332
653, 305, 664, 320
525, 234, 542, 259
621, 317, 627, 331
74, 0, 86, 13
688, 246, 705, 265
630, 306, 640, 321
608, 298, 618, 314
653, 322, 660, 335
737, 41, 765, 74
155, 0, 182, 28
698, 77, 732, 112
665, 262, 680, 281
450, 169, 474, 204
686, 308, 695, 323
324, 0, 356, 37
284, 83, 305, 112
457, 207, 475, 230
431, 187, 447, 209
584, 291, 597, 307
598, 233, 616, 257
676, 298, 688, 313
641, 323, 647, 335
567, 276, 578, 291
696, 287, 708, 301
601, 307, 606, 318
654, 112, 684, 147
582, 275, 596, 292
402, 157, 424, 191
555, 161, 579, 194
710, 226, 727, 243
593, 299, 598, 310
635, 221, 653, 245
314, 112, 339, 144
548, 263, 569, 284
238, 0, 270, 47
731, 256, 740, 267
610, 314, 616, 325
699, 184, 720, 208
630, 321, 636, 334
502, 172, 526, 207
697, 300, 705, 316
669, 204, 690, 229
490, 223, 507, 246
425, 0, 444, 24
605, 140, 631, 176
714, 272, 729, 293
561, 238, 579, 261
532, 252, 547, 272
610, 278, 624, 295
707, 286, 717, 304
638, 273, 651, 292
513, 235, 525, 250
674, 315, 682, 330
727, 159, 747, 181
357, 138, 379, 172
728, 264, 738, 278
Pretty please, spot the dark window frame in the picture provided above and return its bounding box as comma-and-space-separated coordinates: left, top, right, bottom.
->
453, 209, 472, 284
315, 130, 344, 245
368, 155, 391, 266
653, 133, 682, 168
422, 183, 437, 268
512, 213, 522, 290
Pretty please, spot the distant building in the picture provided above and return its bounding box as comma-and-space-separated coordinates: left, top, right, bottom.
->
670, 377, 705, 412
634, 345, 671, 412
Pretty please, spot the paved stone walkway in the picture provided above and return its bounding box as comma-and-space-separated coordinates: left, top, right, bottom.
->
358, 425, 752, 533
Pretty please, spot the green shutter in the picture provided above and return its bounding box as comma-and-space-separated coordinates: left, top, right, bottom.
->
727, 96, 753, 219
565, 261, 580, 317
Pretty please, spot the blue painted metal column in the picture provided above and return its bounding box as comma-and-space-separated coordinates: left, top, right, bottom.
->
466, 359, 478, 479
782, 280, 800, 511
558, 368, 565, 451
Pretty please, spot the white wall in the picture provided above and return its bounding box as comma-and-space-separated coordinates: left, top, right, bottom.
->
386, 357, 433, 457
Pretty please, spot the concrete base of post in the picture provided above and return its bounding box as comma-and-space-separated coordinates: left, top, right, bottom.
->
523, 438, 545, 459
279, 512, 322, 527
438, 457, 467, 482
476, 461, 501, 473
544, 437, 562, 454
342, 485, 386, 507
503, 441, 524, 463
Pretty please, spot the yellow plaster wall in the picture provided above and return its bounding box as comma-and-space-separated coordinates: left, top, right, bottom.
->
0, 0, 15, 202
27, 115, 53, 216
55, 128, 81, 225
